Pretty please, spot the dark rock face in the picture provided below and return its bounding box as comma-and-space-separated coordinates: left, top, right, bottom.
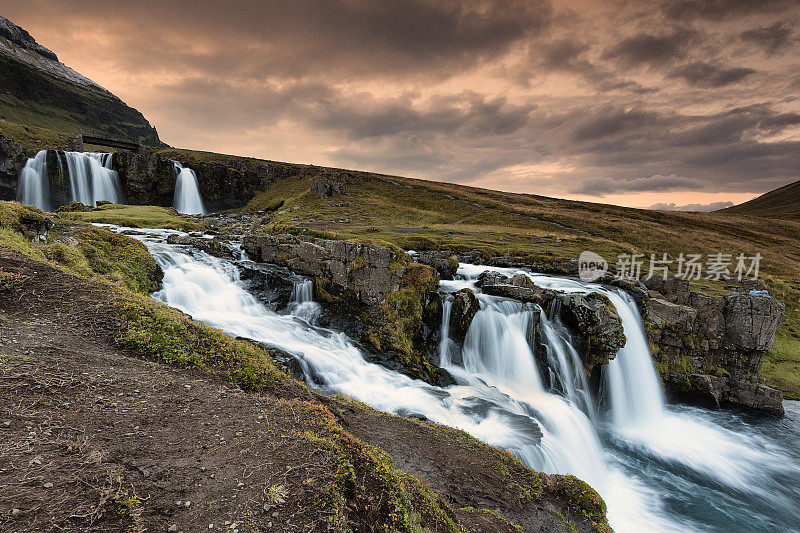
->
115, 152, 175, 206
309, 175, 347, 198
557, 293, 626, 373
642, 276, 785, 414
0, 133, 24, 201
242, 233, 403, 306
448, 288, 480, 343
415, 251, 459, 280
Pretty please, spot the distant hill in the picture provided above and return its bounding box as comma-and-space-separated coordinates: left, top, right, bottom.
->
0, 15, 162, 146
721, 179, 800, 219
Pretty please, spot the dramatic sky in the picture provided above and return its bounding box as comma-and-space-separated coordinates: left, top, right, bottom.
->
4, 0, 800, 208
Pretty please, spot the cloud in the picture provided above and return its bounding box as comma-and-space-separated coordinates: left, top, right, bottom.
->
662, 0, 792, 21
668, 61, 756, 88
601, 29, 695, 68
571, 174, 705, 196
1, 0, 799, 203
649, 201, 735, 212
741, 22, 794, 55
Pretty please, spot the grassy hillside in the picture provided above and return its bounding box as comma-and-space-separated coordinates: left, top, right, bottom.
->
722, 179, 800, 220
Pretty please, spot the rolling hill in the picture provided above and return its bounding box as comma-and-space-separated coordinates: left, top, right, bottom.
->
721, 179, 800, 219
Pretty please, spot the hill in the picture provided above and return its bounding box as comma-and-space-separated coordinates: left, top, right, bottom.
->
721, 179, 800, 219
0, 15, 162, 146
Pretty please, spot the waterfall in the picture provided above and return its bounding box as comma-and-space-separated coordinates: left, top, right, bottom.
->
602, 290, 665, 427
16, 150, 122, 210
172, 162, 206, 215
17, 150, 50, 211
539, 300, 596, 419
288, 279, 319, 323
460, 298, 544, 395
63, 151, 122, 207
115, 228, 800, 533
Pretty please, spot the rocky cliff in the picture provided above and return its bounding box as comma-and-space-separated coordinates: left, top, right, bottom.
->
640, 275, 785, 414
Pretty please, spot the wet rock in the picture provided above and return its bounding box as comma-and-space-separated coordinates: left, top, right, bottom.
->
414, 251, 459, 280
448, 288, 479, 343
478, 271, 556, 305
557, 292, 626, 372
242, 234, 403, 306
166, 234, 232, 258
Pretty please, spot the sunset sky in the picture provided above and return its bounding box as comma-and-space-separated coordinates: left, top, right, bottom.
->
4, 0, 800, 209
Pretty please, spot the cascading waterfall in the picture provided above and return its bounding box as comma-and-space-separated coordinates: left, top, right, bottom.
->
17, 150, 50, 211
119, 227, 800, 533
602, 290, 665, 427
16, 150, 122, 210
172, 161, 206, 215
538, 300, 596, 420
64, 151, 121, 207
288, 279, 320, 323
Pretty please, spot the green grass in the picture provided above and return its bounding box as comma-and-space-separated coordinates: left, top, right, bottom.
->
0, 201, 163, 293
60, 204, 207, 231
760, 332, 800, 400
0, 117, 74, 152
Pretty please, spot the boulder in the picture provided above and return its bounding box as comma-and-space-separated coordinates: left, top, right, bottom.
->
558, 292, 626, 372
415, 251, 459, 280
448, 288, 479, 342
166, 234, 232, 258
310, 175, 347, 198
478, 271, 555, 305
242, 233, 406, 306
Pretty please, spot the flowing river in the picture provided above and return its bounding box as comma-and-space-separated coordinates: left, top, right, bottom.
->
120, 227, 800, 533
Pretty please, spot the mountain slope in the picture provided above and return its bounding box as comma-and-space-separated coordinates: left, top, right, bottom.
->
721, 179, 800, 219
0, 15, 162, 146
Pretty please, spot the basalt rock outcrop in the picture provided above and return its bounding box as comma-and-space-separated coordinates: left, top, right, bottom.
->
0, 132, 25, 201
242, 233, 442, 383
640, 275, 785, 414
242, 233, 405, 306
557, 292, 626, 373
414, 250, 459, 280
448, 288, 480, 342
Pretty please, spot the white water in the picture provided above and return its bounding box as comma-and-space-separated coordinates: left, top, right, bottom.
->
172, 162, 206, 214
124, 229, 800, 532
17, 150, 50, 211
17, 151, 122, 210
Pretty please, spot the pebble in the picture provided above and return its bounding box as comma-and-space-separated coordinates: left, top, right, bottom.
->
2, 421, 10, 427
168, 526, 178, 532
237, 482, 244, 489
43, 482, 53, 488
184, 501, 191, 508
11, 508, 21, 517
263, 504, 272, 512
175, 500, 182, 506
